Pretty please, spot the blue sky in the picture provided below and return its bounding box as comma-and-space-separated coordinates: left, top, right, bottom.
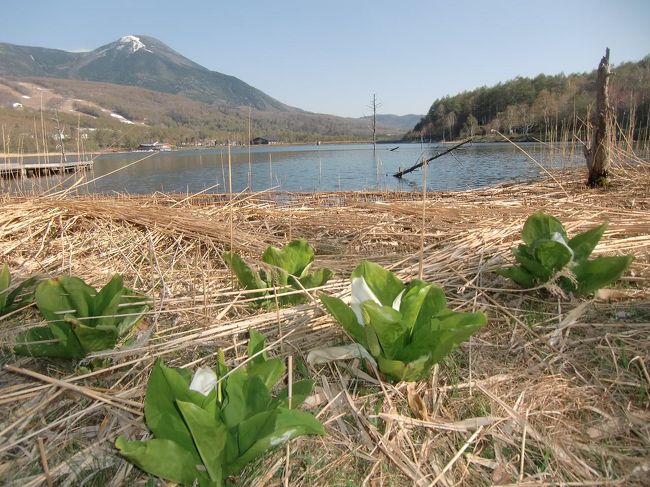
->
2, 0, 649, 117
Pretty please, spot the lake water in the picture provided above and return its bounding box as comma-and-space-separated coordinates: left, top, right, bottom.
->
6, 142, 585, 195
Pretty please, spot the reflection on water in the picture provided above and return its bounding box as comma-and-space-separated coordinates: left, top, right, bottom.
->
4, 142, 584, 195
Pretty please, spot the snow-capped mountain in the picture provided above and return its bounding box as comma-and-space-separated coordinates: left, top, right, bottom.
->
0, 35, 291, 111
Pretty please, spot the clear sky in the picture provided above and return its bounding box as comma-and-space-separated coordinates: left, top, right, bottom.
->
2, 0, 649, 117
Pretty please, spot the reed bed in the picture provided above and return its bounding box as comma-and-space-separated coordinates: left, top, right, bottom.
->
0, 160, 649, 486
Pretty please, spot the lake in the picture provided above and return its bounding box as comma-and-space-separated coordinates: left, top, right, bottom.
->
5, 142, 585, 195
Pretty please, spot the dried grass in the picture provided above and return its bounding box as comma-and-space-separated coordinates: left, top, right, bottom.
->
1, 158, 649, 486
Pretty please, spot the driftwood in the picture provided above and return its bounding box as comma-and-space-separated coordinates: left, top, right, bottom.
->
393, 138, 472, 178
584, 48, 612, 187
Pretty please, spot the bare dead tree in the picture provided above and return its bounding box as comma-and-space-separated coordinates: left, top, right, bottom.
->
584, 48, 612, 187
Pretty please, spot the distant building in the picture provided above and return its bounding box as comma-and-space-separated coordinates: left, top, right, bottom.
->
136, 141, 172, 151
12, 102, 23, 109
250, 136, 278, 145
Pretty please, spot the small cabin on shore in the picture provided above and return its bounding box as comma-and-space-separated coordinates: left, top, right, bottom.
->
250, 136, 278, 145
136, 141, 172, 151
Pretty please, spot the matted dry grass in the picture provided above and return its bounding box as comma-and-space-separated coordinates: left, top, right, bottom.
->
0, 155, 649, 486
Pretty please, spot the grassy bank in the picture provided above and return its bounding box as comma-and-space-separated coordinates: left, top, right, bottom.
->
1, 153, 649, 485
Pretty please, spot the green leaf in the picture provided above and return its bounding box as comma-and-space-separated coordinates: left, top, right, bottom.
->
114, 291, 149, 337
363, 301, 406, 360
243, 375, 273, 418
5, 276, 38, 313
13, 326, 79, 358
568, 223, 607, 261
247, 358, 285, 391
532, 240, 573, 274
573, 255, 634, 294
320, 294, 366, 347
261, 240, 314, 276
225, 408, 325, 476
48, 322, 86, 358
35, 279, 74, 324
351, 261, 404, 307
177, 400, 227, 483
495, 266, 535, 288
58, 276, 95, 320
513, 246, 548, 278
247, 329, 267, 364
429, 311, 487, 364
0, 263, 9, 310
402, 281, 447, 332
235, 410, 276, 460
115, 436, 215, 487
221, 369, 247, 428
93, 274, 125, 328
276, 379, 315, 409
222, 252, 268, 293
521, 212, 566, 245
144, 361, 207, 456
74, 322, 118, 353
297, 268, 333, 290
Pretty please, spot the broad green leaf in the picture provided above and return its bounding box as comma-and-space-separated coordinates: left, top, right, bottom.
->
429, 311, 487, 364
297, 268, 333, 290
568, 223, 607, 261
48, 322, 86, 358
177, 400, 227, 483
115, 436, 215, 487
261, 240, 314, 276
221, 369, 247, 428
93, 275, 125, 328
0, 263, 9, 310
35, 279, 74, 324
13, 326, 78, 358
247, 358, 285, 391
58, 276, 95, 320
573, 255, 634, 294
247, 329, 268, 364
495, 266, 535, 288
243, 375, 273, 418
276, 379, 315, 409
236, 409, 276, 458
115, 291, 149, 337
321, 294, 366, 347
5, 276, 38, 313
514, 246, 553, 280
400, 355, 434, 382
376, 355, 420, 382
144, 361, 206, 456
363, 301, 405, 360
521, 212, 566, 245
402, 281, 447, 333
225, 407, 325, 475
532, 240, 573, 274
222, 252, 267, 293
75, 322, 118, 353
351, 261, 404, 307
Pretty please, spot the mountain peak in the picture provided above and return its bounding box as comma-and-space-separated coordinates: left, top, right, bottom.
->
116, 35, 151, 54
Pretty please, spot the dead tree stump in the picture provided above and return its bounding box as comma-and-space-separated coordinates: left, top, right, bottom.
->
584, 48, 612, 187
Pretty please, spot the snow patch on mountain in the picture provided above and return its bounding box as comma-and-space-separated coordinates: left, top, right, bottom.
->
110, 113, 134, 124
117, 35, 152, 54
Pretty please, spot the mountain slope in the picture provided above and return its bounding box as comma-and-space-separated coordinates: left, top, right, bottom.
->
0, 35, 291, 111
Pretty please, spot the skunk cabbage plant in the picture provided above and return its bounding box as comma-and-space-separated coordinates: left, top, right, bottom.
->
321, 261, 487, 382
223, 239, 332, 307
116, 331, 324, 487
0, 263, 38, 317
496, 212, 634, 295
13, 274, 149, 358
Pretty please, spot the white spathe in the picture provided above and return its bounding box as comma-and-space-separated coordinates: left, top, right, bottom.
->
189, 366, 218, 396
350, 277, 404, 326
550, 232, 575, 260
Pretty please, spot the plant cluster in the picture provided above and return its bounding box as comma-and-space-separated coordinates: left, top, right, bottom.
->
13, 274, 149, 358
496, 212, 634, 295
321, 261, 487, 382
116, 331, 324, 487
223, 239, 333, 307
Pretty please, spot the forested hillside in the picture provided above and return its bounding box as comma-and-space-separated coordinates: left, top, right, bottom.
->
409, 56, 650, 142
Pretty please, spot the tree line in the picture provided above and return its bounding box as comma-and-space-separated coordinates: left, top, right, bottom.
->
408, 55, 650, 142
